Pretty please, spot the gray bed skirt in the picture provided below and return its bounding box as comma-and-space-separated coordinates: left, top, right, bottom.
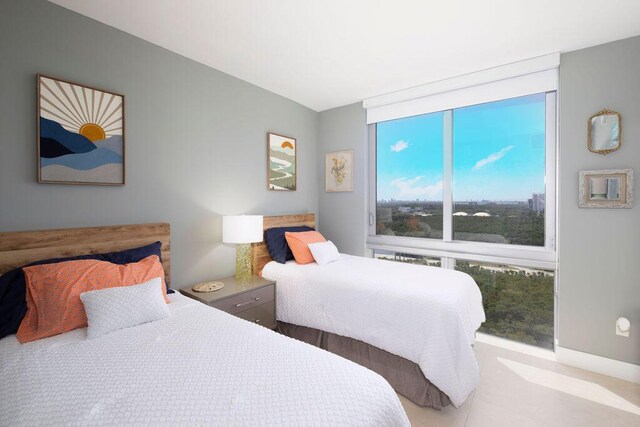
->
277, 321, 452, 410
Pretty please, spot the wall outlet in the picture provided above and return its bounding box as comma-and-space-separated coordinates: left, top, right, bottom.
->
616, 317, 630, 337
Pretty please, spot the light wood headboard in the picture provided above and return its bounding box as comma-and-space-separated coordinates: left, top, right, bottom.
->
251, 214, 315, 275
0, 223, 171, 285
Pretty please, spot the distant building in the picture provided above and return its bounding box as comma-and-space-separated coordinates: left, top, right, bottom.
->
473, 212, 491, 217
528, 193, 545, 213
453, 212, 468, 216
398, 206, 411, 213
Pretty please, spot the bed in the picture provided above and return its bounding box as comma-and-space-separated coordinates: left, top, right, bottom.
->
0, 223, 409, 426
253, 214, 485, 409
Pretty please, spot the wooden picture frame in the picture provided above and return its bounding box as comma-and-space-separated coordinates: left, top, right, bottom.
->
267, 132, 296, 191
37, 74, 125, 185
579, 169, 633, 208
325, 150, 354, 192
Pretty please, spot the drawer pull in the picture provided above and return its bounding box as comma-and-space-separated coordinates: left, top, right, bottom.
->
235, 297, 260, 308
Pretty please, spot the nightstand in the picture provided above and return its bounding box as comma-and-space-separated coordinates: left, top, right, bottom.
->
180, 276, 276, 329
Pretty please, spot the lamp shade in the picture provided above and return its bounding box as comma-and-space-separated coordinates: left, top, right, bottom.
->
222, 215, 263, 244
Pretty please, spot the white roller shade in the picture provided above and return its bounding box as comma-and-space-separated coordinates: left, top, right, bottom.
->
364, 53, 559, 124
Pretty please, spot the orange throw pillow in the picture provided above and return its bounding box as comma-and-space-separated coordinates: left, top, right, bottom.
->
17, 255, 167, 343
285, 231, 326, 264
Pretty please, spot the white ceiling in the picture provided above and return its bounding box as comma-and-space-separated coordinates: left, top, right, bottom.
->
49, 0, 640, 112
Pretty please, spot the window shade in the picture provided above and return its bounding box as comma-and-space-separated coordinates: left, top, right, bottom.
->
363, 53, 559, 124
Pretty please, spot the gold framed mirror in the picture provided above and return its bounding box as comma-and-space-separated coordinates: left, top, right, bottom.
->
588, 109, 621, 154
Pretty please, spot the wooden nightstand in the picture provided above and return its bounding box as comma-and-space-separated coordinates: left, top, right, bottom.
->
180, 276, 276, 329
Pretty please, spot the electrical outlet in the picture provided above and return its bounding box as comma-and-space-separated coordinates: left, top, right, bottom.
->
616, 317, 630, 337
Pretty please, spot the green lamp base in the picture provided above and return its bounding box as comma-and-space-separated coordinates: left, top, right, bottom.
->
235, 243, 252, 280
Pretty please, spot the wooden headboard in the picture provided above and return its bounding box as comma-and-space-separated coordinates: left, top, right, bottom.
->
0, 223, 171, 285
251, 214, 315, 275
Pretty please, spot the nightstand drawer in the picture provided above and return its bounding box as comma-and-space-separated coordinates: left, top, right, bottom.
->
236, 302, 276, 329
211, 284, 274, 315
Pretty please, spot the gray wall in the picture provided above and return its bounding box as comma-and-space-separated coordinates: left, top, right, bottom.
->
558, 36, 640, 365
317, 103, 367, 256
0, 0, 318, 287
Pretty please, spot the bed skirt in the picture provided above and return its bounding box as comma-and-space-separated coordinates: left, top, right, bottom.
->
276, 321, 452, 410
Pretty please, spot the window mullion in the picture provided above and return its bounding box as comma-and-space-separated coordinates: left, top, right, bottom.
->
368, 124, 377, 237
443, 110, 453, 242
544, 92, 557, 251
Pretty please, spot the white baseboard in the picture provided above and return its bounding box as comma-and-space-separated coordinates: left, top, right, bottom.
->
556, 346, 640, 384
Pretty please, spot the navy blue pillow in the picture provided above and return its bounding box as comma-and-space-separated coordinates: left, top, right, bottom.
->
0, 241, 170, 340
264, 226, 315, 264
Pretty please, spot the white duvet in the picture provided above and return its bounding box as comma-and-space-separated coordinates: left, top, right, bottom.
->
262, 254, 486, 407
0, 293, 409, 426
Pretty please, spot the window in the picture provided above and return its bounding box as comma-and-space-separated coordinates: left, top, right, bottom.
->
376, 112, 443, 239
453, 94, 546, 246
366, 59, 558, 349
455, 260, 554, 349
370, 91, 556, 266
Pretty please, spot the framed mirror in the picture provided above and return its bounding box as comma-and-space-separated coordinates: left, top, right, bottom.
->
579, 169, 633, 208
588, 110, 621, 154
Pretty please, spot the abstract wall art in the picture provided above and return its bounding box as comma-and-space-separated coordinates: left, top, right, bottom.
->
267, 132, 296, 191
37, 74, 125, 185
325, 150, 353, 192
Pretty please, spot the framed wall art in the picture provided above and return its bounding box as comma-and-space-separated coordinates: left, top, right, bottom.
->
37, 74, 125, 185
325, 150, 353, 192
579, 169, 633, 208
588, 109, 621, 155
267, 132, 296, 191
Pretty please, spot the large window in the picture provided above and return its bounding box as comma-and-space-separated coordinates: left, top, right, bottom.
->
374, 92, 553, 251
368, 86, 557, 350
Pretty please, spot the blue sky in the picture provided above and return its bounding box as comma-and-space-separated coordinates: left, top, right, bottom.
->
377, 94, 546, 202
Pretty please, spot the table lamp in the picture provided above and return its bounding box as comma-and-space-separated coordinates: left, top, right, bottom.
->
222, 215, 263, 279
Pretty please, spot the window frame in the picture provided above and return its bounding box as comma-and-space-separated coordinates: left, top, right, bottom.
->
367, 91, 557, 270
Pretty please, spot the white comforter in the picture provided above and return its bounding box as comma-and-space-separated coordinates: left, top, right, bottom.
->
0, 293, 409, 426
262, 255, 485, 407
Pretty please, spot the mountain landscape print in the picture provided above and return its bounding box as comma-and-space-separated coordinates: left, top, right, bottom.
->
267, 132, 296, 191
37, 75, 124, 185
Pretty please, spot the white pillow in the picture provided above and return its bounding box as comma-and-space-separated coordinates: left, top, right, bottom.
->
308, 240, 340, 265
80, 277, 170, 339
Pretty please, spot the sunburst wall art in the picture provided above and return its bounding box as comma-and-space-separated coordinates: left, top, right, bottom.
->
267, 132, 296, 191
37, 74, 125, 185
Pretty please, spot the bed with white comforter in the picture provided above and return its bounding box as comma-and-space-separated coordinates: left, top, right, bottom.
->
262, 254, 486, 408
0, 292, 409, 426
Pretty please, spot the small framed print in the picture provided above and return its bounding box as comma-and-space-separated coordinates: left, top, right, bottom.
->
37, 74, 125, 185
325, 150, 353, 192
267, 132, 296, 191
579, 169, 633, 208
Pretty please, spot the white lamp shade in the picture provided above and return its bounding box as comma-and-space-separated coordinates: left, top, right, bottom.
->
222, 215, 263, 244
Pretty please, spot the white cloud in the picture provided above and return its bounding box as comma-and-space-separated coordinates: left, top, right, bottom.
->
391, 176, 443, 199
472, 145, 514, 171
390, 140, 409, 152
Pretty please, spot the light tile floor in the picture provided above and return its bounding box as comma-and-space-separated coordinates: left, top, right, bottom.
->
401, 342, 640, 426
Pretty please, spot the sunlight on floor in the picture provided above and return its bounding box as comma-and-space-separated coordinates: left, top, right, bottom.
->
498, 357, 640, 416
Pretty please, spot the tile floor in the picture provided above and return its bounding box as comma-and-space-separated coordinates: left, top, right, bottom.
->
401, 342, 640, 426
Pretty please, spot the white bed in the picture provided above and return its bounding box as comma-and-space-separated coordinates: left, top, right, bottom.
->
262, 254, 486, 408
0, 292, 409, 426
